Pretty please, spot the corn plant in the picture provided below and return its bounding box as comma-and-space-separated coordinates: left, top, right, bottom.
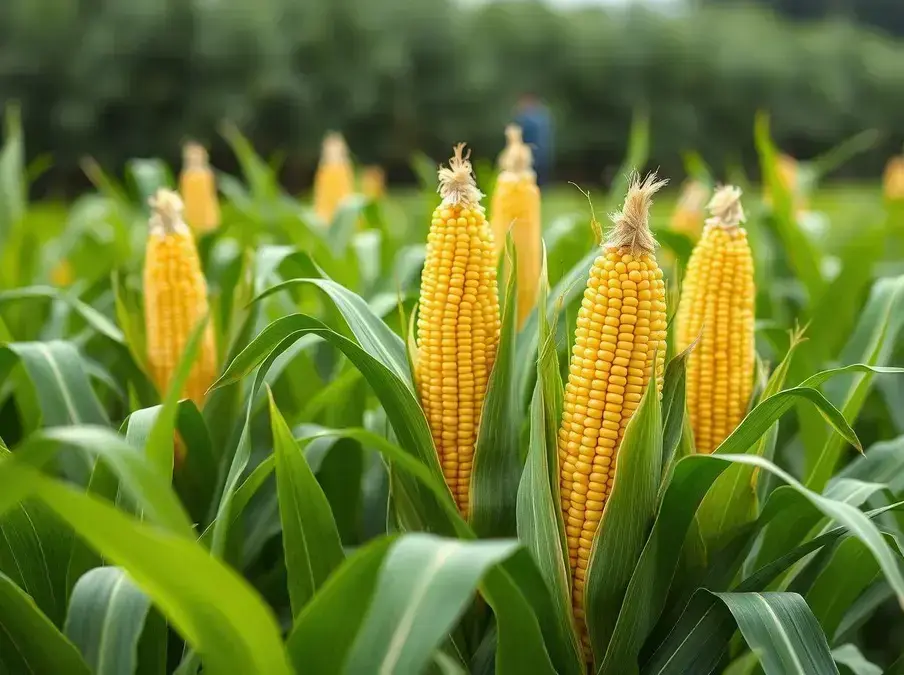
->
0, 107, 903, 675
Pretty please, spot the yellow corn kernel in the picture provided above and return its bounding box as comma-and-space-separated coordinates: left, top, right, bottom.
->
314, 132, 355, 224
558, 173, 668, 653
179, 143, 220, 235
669, 180, 709, 241
416, 144, 500, 517
490, 125, 542, 328
676, 186, 755, 454
50, 259, 74, 287
143, 189, 217, 408
361, 165, 386, 200
884, 155, 904, 202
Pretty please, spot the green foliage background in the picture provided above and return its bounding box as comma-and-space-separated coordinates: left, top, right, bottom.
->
3, 0, 904, 186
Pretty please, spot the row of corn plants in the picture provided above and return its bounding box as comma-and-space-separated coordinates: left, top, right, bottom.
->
0, 104, 903, 674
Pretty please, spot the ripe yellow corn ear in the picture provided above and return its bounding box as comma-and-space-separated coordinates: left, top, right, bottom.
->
883, 155, 904, 201
179, 143, 220, 235
764, 153, 807, 212
676, 186, 755, 454
415, 144, 500, 516
314, 132, 355, 224
557, 173, 668, 651
491, 124, 542, 328
361, 165, 386, 200
669, 180, 709, 241
143, 189, 218, 408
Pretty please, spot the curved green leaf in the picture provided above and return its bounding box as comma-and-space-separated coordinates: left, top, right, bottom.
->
64, 567, 153, 675
345, 535, 520, 675
0, 569, 90, 675
0, 286, 125, 344
268, 390, 344, 616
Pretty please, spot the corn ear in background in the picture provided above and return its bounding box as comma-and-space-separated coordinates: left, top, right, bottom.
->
143, 189, 217, 408
883, 154, 904, 202
314, 132, 355, 224
491, 124, 542, 328
179, 142, 220, 235
415, 144, 500, 516
676, 186, 755, 454
361, 165, 386, 200
557, 173, 668, 651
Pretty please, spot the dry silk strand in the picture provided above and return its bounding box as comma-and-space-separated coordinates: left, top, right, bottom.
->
143, 189, 218, 410
490, 124, 542, 327
416, 144, 500, 516
676, 185, 755, 454
179, 142, 220, 234
314, 131, 355, 224
557, 172, 668, 653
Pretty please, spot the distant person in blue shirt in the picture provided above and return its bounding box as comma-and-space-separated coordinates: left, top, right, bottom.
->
514, 93, 553, 186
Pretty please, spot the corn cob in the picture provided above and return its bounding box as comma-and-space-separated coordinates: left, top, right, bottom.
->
669, 180, 709, 241
361, 165, 386, 200
179, 142, 221, 235
143, 189, 217, 407
883, 154, 904, 201
558, 173, 668, 647
490, 125, 542, 327
314, 132, 355, 224
676, 186, 755, 454
416, 144, 500, 516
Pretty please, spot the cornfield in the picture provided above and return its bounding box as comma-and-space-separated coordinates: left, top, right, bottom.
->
0, 107, 903, 675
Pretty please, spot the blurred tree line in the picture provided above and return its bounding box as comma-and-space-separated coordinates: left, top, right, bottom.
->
707, 0, 904, 38
3, 0, 904, 192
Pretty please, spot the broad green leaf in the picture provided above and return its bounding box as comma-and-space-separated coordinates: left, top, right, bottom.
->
586, 359, 663, 662
286, 536, 395, 673
642, 503, 902, 674
3, 341, 109, 428
831, 644, 882, 675
835, 435, 904, 495
64, 567, 153, 675
471, 234, 520, 538
0, 462, 291, 675
212, 314, 457, 538
660, 345, 693, 476
806, 275, 904, 490
252, 277, 411, 386
345, 535, 520, 675
715, 592, 838, 675
804, 538, 878, 640
127, 158, 173, 205
0, 104, 25, 247
9, 426, 193, 537
269, 390, 344, 616
0, 499, 71, 627
0, 286, 125, 344
0, 569, 90, 675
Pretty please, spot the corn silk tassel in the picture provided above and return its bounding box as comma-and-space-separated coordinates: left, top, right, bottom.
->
314, 132, 355, 224
557, 173, 668, 651
883, 152, 904, 202
179, 142, 221, 235
491, 124, 542, 328
143, 189, 218, 408
416, 144, 500, 516
669, 180, 709, 241
676, 185, 755, 454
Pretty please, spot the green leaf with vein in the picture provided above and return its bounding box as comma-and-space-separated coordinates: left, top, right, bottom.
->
344, 535, 522, 675
0, 461, 292, 675
64, 566, 154, 675
0, 569, 90, 675
269, 390, 344, 617
715, 592, 838, 675
471, 233, 521, 538
0, 286, 125, 344
586, 357, 663, 663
